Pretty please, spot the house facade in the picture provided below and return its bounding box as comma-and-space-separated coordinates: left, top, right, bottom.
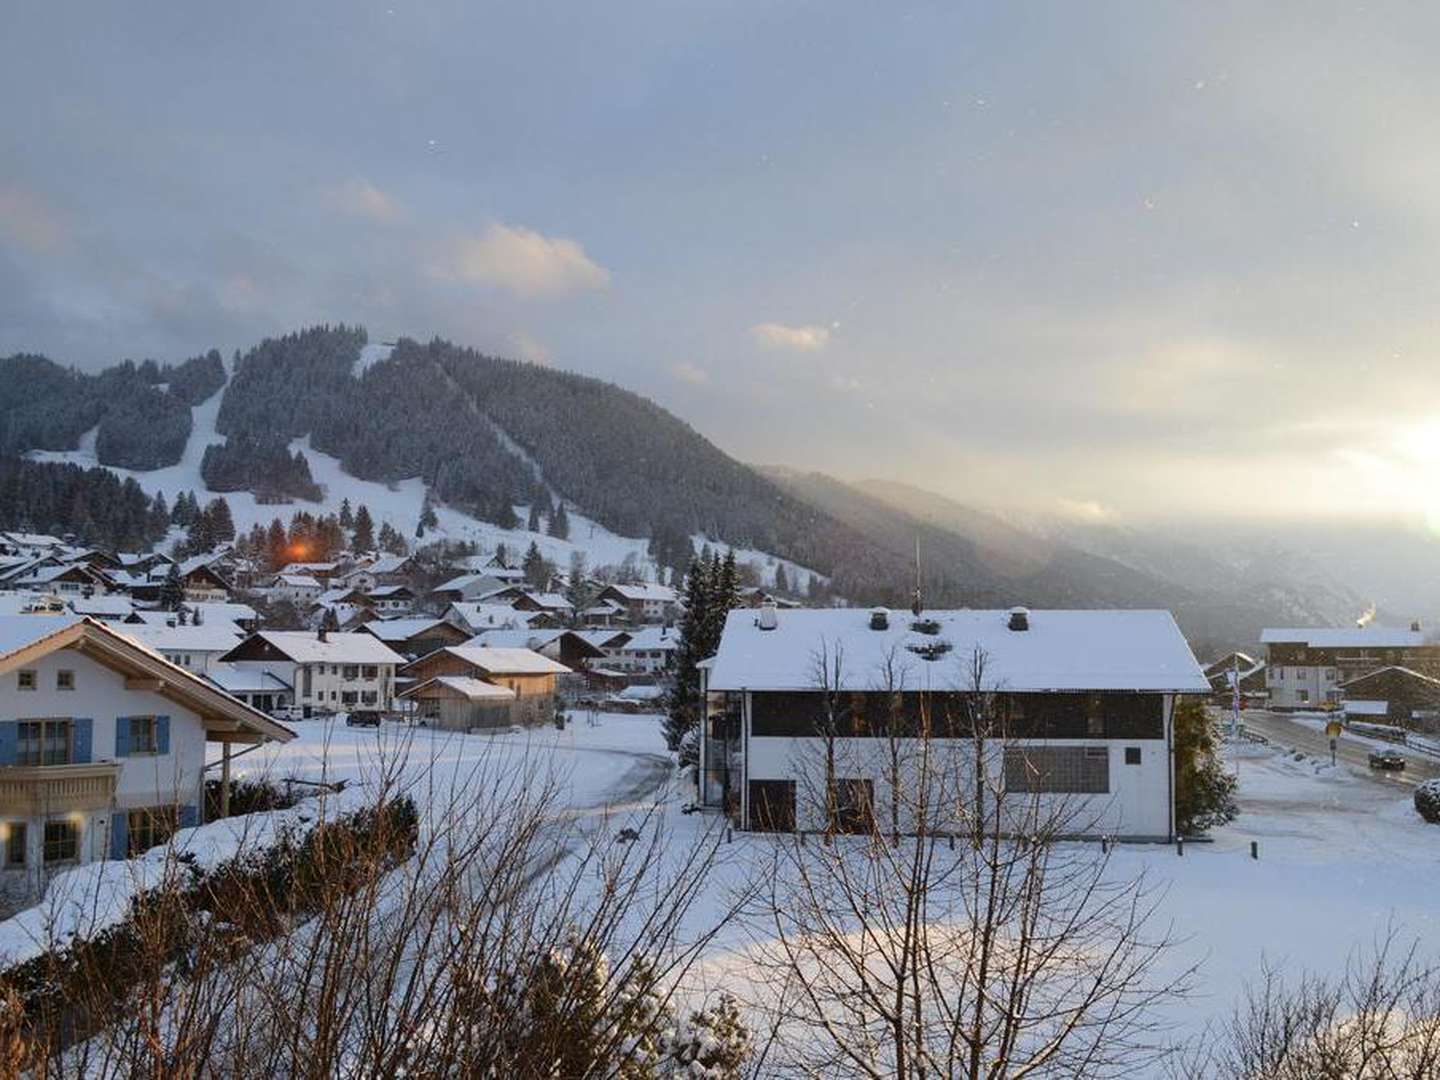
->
219, 631, 407, 715
399, 646, 570, 727
1261, 626, 1440, 710
700, 606, 1208, 842
0, 617, 292, 908
597, 583, 679, 624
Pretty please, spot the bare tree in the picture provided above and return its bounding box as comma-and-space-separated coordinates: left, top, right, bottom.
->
751, 644, 1193, 1078
1182, 931, 1440, 1079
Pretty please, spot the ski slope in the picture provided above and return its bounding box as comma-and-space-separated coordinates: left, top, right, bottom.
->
27, 376, 823, 589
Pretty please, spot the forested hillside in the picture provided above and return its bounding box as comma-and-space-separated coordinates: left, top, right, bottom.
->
0, 458, 169, 550
0, 350, 223, 469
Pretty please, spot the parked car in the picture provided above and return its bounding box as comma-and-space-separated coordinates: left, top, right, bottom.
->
1368, 748, 1406, 771
272, 705, 307, 722
345, 709, 383, 728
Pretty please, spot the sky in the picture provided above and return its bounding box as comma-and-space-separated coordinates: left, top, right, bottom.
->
4, 2, 1440, 523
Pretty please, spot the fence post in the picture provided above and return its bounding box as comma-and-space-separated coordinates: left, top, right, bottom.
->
1250, 840, 1258, 860
1176, 837, 1184, 857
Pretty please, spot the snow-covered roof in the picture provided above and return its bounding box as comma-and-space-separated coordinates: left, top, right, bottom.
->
443, 602, 537, 629
706, 608, 1209, 693
279, 561, 339, 574
1338, 665, 1440, 689
400, 675, 516, 701
619, 684, 666, 701
522, 591, 573, 610
466, 629, 565, 650
0, 614, 84, 657
68, 596, 134, 617
1343, 700, 1389, 716
121, 623, 246, 654
206, 665, 293, 694
360, 618, 455, 642
434, 573, 490, 593
227, 632, 407, 666
603, 583, 677, 602
575, 629, 631, 649
277, 574, 323, 589
430, 646, 570, 676
367, 584, 412, 598
366, 555, 411, 575
620, 626, 680, 651
186, 601, 257, 624
1259, 627, 1428, 648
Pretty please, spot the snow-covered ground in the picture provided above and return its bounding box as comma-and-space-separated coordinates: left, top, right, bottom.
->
7, 705, 1428, 1051
28, 376, 824, 588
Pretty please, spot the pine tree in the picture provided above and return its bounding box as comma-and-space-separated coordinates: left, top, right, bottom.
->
378, 522, 409, 555
550, 502, 570, 540
527, 503, 542, 532
266, 518, 288, 570
773, 562, 789, 595
352, 504, 375, 552
205, 496, 235, 544
665, 556, 713, 751
159, 562, 184, 611
419, 497, 439, 532
338, 498, 354, 530
1174, 697, 1238, 834
522, 541, 547, 589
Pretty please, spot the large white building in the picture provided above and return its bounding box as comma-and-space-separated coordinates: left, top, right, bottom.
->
0, 616, 292, 906
219, 631, 407, 715
699, 606, 1208, 842
1260, 626, 1440, 710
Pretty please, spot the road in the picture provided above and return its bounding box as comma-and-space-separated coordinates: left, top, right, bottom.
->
1234, 709, 1440, 789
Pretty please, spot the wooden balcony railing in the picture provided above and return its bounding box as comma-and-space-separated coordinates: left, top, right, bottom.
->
0, 763, 121, 816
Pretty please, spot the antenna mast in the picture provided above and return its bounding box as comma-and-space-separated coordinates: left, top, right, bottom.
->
911, 536, 923, 616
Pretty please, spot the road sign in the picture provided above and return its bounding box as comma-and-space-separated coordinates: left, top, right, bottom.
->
1325, 720, 1342, 738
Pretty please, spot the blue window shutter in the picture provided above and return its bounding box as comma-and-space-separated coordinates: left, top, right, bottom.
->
74, 718, 92, 764
0, 722, 15, 766
178, 804, 198, 829
110, 812, 128, 861
156, 716, 170, 755
115, 717, 130, 758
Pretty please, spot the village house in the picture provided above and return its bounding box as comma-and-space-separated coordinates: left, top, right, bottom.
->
398, 677, 517, 732
398, 646, 571, 727
0, 616, 293, 907
596, 583, 680, 625
700, 605, 1209, 841
610, 625, 680, 677
365, 584, 415, 615
430, 573, 513, 605
173, 555, 234, 604
270, 573, 324, 606
120, 622, 247, 677
1338, 666, 1440, 731
441, 601, 542, 636
205, 666, 294, 716
359, 617, 470, 660
67, 595, 136, 623
1261, 626, 1440, 710
465, 628, 605, 672
11, 564, 110, 597
218, 630, 407, 716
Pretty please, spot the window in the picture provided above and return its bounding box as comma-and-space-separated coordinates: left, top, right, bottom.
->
1325, 669, 1336, 681
43, 820, 77, 864
126, 807, 177, 857
56, 670, 74, 691
4, 824, 25, 868
362, 665, 377, 679
1004, 747, 1109, 794
749, 780, 796, 832
343, 664, 359, 680
17, 670, 35, 691
341, 691, 357, 705
830, 778, 875, 834
361, 690, 377, 705
1125, 746, 1142, 765
1296, 690, 1310, 703
18, 720, 72, 766
128, 716, 157, 754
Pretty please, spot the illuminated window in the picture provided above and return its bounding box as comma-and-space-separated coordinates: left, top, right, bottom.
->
43, 820, 77, 864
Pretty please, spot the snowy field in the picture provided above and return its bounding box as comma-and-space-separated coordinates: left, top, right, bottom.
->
2, 711, 1433, 1057
27, 374, 824, 591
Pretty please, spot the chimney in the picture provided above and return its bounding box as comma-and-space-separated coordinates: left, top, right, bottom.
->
318, 624, 329, 643
757, 600, 778, 631
1007, 606, 1030, 632
1413, 620, 1422, 632
869, 608, 889, 631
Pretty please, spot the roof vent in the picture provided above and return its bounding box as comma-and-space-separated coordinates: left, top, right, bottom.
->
757, 601, 778, 631
869, 608, 890, 631
1008, 606, 1030, 632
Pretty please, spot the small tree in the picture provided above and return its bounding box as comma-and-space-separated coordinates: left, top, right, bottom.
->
549, 503, 570, 540
158, 563, 184, 612
1173, 696, 1237, 834
352, 505, 376, 552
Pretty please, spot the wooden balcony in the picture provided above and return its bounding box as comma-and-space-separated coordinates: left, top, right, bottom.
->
0, 763, 121, 816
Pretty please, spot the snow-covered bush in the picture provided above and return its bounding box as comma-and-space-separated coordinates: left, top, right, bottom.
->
1414, 778, 1440, 824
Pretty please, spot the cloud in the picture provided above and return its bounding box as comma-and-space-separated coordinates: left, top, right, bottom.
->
669, 361, 708, 385
433, 222, 610, 297
507, 330, 549, 366
750, 321, 830, 352
0, 187, 68, 253
326, 178, 404, 223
